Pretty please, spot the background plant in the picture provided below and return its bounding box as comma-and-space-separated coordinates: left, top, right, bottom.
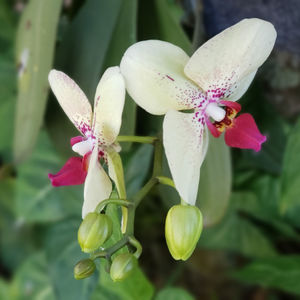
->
1, 0, 300, 299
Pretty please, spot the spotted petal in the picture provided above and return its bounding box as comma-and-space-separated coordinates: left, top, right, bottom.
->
48, 70, 92, 136
184, 18, 276, 101
92, 67, 125, 146
120, 40, 203, 115
82, 144, 112, 218
163, 110, 209, 205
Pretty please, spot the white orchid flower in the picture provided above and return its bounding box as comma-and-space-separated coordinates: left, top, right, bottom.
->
120, 18, 276, 205
48, 67, 125, 218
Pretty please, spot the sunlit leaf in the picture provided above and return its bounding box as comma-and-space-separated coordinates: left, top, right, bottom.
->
14, 0, 62, 163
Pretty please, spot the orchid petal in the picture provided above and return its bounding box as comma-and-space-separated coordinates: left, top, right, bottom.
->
184, 19, 276, 100
48, 70, 92, 136
120, 40, 203, 115
48, 157, 87, 187
225, 113, 266, 151
163, 110, 209, 205
224, 71, 256, 101
82, 145, 112, 218
92, 67, 125, 146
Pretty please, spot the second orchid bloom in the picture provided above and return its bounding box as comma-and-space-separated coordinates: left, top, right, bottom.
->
48, 67, 125, 218
120, 18, 277, 206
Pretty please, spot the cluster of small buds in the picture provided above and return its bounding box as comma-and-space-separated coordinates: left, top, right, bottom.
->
74, 208, 139, 282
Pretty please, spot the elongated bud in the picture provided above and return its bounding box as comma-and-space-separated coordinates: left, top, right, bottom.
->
78, 212, 113, 253
165, 205, 203, 261
74, 259, 95, 280
110, 253, 137, 282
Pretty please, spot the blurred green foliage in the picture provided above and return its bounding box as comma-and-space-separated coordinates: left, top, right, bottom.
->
1, 0, 300, 299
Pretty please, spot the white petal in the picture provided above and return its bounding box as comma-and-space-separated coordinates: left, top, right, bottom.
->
92, 67, 125, 146
120, 40, 203, 115
82, 145, 112, 218
163, 110, 209, 205
224, 70, 256, 101
184, 18, 276, 100
48, 70, 92, 136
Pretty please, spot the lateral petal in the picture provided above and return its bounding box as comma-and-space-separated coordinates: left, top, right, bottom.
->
92, 67, 125, 146
120, 40, 204, 115
82, 145, 112, 218
163, 110, 209, 205
185, 19, 276, 100
48, 70, 92, 136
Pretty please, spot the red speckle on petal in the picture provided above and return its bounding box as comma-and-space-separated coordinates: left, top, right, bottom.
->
166, 75, 175, 81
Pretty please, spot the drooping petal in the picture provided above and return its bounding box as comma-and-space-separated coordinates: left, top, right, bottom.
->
92, 67, 125, 146
184, 18, 276, 100
120, 40, 204, 115
163, 110, 209, 205
48, 157, 87, 187
224, 113, 266, 152
82, 145, 112, 218
48, 70, 92, 136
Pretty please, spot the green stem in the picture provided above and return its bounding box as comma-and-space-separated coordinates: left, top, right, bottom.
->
128, 236, 143, 259
132, 177, 158, 208
95, 199, 132, 213
152, 137, 163, 177
92, 236, 129, 260
156, 176, 175, 188
117, 135, 157, 144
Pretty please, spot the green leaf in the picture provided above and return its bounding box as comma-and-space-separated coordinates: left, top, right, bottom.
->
124, 144, 153, 198
197, 137, 232, 226
233, 255, 300, 295
199, 192, 276, 258
16, 131, 82, 223
0, 279, 10, 300
14, 0, 62, 163
154, 0, 191, 54
139, 0, 191, 53
155, 287, 195, 300
44, 218, 98, 300
91, 264, 154, 300
10, 252, 56, 300
280, 118, 300, 214
0, 178, 38, 271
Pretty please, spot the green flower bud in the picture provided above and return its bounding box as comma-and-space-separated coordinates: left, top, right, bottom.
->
74, 259, 96, 280
110, 253, 137, 282
165, 205, 203, 261
78, 212, 113, 253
